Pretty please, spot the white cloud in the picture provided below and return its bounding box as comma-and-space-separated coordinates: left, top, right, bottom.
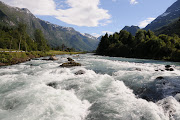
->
56, 0, 111, 27
139, 18, 156, 28
130, 0, 138, 4
1, 0, 57, 15
1, 0, 111, 27
112, 0, 138, 4
99, 20, 112, 26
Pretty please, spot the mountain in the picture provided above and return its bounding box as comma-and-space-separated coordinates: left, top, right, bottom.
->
97, 36, 102, 41
155, 18, 180, 36
122, 25, 140, 36
0, 1, 99, 51
145, 0, 180, 31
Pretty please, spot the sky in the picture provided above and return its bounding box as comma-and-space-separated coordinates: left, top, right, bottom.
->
1, 0, 177, 37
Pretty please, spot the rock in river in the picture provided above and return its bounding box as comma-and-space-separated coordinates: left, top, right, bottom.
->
75, 70, 85, 75
60, 61, 81, 67
47, 82, 58, 89
67, 57, 74, 61
49, 56, 58, 60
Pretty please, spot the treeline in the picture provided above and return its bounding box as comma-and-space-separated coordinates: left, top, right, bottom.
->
53, 44, 76, 52
0, 23, 50, 51
96, 30, 180, 61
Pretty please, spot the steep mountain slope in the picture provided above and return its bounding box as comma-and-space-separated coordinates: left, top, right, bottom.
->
145, 0, 180, 31
155, 18, 180, 36
0, 1, 99, 51
122, 25, 140, 36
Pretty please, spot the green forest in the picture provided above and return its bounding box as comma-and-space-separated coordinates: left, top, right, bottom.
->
0, 23, 50, 51
96, 30, 180, 62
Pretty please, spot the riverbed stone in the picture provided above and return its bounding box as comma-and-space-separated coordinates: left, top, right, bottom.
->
67, 57, 74, 61
47, 82, 58, 88
60, 61, 81, 67
49, 56, 58, 60
75, 70, 85, 75
165, 65, 172, 68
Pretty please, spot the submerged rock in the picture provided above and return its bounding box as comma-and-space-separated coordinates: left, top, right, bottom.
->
138, 76, 180, 102
49, 56, 58, 60
60, 61, 81, 67
165, 65, 172, 68
47, 82, 58, 88
155, 65, 175, 72
75, 70, 85, 75
135, 68, 142, 71
165, 65, 174, 71
156, 76, 164, 79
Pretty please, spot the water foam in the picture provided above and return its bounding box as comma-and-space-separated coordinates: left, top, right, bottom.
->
0, 54, 180, 120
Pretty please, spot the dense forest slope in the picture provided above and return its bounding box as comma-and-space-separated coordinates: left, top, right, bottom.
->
0, 1, 99, 51
96, 30, 180, 61
155, 18, 180, 37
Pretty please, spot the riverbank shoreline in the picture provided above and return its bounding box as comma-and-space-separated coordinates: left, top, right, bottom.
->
0, 50, 84, 66
95, 53, 180, 63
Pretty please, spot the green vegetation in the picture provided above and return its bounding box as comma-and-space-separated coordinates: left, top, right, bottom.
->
155, 18, 180, 37
0, 23, 83, 66
0, 23, 50, 51
0, 1, 99, 51
0, 50, 83, 65
96, 30, 180, 62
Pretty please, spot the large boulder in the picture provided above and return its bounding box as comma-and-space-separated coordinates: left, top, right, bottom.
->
67, 57, 74, 61
60, 61, 81, 67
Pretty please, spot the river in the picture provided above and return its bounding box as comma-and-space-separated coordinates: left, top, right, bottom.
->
0, 54, 180, 120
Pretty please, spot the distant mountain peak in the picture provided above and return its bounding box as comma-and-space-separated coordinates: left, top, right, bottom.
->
122, 25, 140, 36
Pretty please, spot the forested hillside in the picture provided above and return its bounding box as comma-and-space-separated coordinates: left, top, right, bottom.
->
0, 1, 99, 51
96, 30, 180, 61
0, 24, 49, 51
155, 18, 180, 37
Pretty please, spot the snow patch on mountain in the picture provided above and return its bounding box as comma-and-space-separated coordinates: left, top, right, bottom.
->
161, 12, 170, 17
81, 33, 98, 40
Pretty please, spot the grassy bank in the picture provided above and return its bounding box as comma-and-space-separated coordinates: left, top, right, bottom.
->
0, 50, 84, 66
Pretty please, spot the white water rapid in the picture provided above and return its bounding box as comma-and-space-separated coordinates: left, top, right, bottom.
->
0, 54, 180, 120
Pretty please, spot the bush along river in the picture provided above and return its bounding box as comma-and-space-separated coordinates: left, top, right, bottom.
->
0, 53, 180, 120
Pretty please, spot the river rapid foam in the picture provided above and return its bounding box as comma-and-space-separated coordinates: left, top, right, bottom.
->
0, 54, 180, 120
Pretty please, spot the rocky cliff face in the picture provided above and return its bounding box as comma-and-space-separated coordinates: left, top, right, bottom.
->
0, 1, 99, 51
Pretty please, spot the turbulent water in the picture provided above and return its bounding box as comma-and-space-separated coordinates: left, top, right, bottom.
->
0, 54, 180, 120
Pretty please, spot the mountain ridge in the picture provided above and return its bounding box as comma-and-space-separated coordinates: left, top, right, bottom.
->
122, 25, 140, 36
144, 0, 180, 31
0, 1, 99, 51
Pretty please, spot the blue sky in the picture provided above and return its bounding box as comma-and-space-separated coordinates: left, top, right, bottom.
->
2, 0, 176, 37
